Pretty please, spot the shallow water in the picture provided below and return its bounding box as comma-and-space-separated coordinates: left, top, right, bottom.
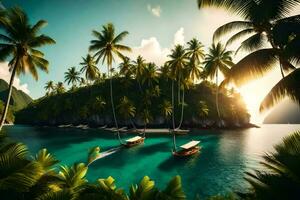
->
3, 124, 300, 199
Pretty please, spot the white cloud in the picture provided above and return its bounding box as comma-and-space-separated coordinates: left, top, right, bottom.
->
129, 37, 170, 66
0, 62, 30, 94
126, 27, 187, 66
173, 27, 185, 46
147, 4, 161, 17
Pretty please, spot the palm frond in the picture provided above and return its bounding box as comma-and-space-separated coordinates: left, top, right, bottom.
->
213, 21, 253, 43
228, 48, 279, 86
260, 68, 300, 112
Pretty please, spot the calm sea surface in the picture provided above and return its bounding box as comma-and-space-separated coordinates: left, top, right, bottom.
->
3, 124, 300, 199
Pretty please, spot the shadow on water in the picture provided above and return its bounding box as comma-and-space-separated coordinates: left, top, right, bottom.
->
158, 152, 201, 171
138, 141, 170, 155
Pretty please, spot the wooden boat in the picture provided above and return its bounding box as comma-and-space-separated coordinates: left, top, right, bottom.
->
172, 140, 201, 157
170, 129, 190, 135
123, 136, 145, 148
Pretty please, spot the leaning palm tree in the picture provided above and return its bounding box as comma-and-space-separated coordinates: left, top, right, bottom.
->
64, 67, 81, 88
243, 131, 300, 199
0, 7, 55, 131
89, 23, 131, 144
203, 43, 234, 118
44, 81, 55, 96
80, 54, 100, 83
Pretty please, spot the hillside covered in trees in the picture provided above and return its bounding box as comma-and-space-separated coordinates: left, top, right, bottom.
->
0, 79, 32, 123
16, 77, 250, 128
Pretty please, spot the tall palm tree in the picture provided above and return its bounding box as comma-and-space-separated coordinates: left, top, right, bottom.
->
167, 45, 188, 128
243, 131, 300, 199
89, 23, 131, 144
203, 43, 234, 118
185, 38, 205, 83
80, 54, 99, 83
44, 81, 55, 96
0, 7, 55, 131
166, 45, 188, 150
64, 67, 81, 88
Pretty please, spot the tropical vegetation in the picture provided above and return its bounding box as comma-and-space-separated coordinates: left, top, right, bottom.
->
197, 0, 300, 113
0, 7, 55, 131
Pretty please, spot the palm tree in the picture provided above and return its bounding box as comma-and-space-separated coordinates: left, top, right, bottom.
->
55, 82, 65, 94
197, 1, 300, 110
203, 43, 234, 119
117, 96, 136, 128
44, 81, 55, 96
80, 54, 99, 83
167, 45, 188, 130
198, 100, 209, 118
243, 131, 300, 199
53, 163, 88, 198
0, 7, 55, 131
166, 45, 188, 151
89, 23, 131, 144
141, 62, 159, 88
119, 56, 132, 78
64, 67, 81, 88
160, 100, 172, 125
132, 55, 146, 91
185, 38, 205, 83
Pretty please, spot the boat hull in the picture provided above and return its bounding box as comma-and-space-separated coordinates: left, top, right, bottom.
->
123, 137, 145, 148
172, 146, 200, 157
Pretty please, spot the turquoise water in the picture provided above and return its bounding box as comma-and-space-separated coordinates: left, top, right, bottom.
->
3, 124, 300, 199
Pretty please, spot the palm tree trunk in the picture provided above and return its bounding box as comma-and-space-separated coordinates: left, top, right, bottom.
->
279, 62, 285, 78
216, 69, 221, 119
108, 66, 122, 144
171, 80, 175, 129
177, 87, 185, 129
129, 118, 136, 129
173, 132, 177, 151
0, 60, 18, 131
177, 76, 181, 104
171, 79, 177, 151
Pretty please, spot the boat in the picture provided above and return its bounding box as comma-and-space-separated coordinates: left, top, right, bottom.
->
98, 125, 107, 129
170, 128, 190, 135
172, 140, 201, 157
123, 136, 145, 148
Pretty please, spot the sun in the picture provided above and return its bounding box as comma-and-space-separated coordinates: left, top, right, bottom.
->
237, 69, 282, 124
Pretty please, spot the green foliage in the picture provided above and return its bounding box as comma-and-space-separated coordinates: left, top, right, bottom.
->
242, 131, 300, 200
15, 77, 249, 127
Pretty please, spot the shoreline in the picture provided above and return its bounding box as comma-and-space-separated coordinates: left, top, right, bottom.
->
10, 122, 261, 133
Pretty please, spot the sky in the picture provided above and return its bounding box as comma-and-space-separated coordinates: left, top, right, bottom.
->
0, 0, 299, 123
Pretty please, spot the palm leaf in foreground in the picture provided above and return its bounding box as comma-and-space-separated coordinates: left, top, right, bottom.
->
259, 68, 300, 112
243, 131, 300, 200
225, 48, 279, 86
